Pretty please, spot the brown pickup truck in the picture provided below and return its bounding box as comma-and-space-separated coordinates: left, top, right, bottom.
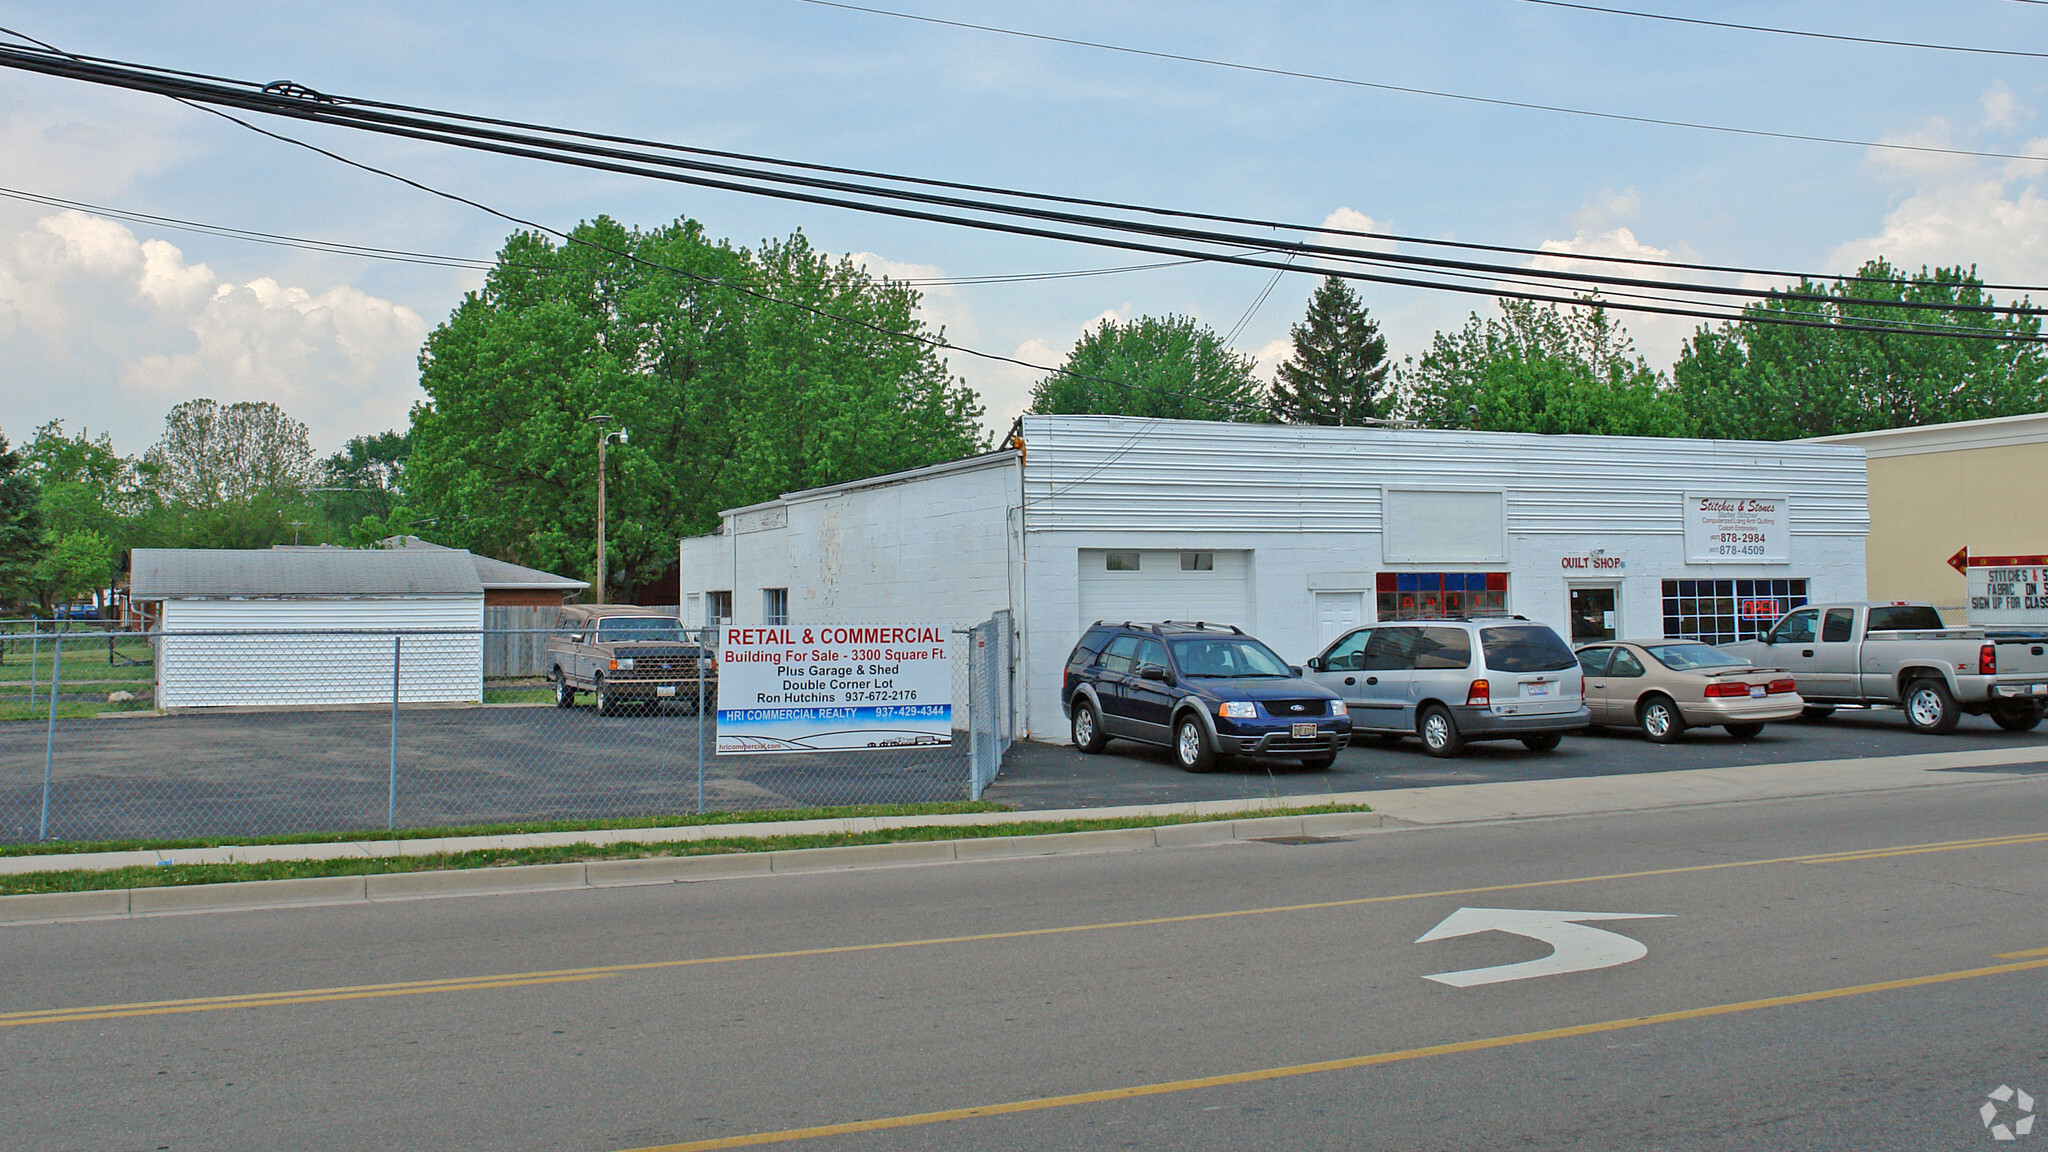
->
546, 604, 717, 716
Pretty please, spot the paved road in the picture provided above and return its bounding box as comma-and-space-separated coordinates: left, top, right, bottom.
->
4, 773, 2046, 1150
3, 699, 2046, 842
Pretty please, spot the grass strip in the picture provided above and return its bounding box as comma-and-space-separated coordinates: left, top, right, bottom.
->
0, 801, 1014, 858
0, 804, 1373, 897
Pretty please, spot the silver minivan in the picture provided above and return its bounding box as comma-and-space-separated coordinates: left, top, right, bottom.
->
1305, 617, 1589, 757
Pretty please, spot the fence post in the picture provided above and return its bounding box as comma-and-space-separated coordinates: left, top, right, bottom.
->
696, 628, 707, 815
388, 636, 401, 831
38, 633, 62, 840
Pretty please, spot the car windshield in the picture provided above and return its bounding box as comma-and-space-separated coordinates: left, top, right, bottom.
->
595, 617, 685, 643
1169, 636, 1293, 678
1643, 642, 1750, 671
1480, 625, 1578, 673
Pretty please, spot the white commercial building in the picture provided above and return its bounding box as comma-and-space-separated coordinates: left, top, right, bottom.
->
131, 548, 487, 709
677, 415, 1869, 742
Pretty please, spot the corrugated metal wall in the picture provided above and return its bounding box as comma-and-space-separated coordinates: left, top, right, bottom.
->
1019, 416, 1869, 536
157, 598, 486, 708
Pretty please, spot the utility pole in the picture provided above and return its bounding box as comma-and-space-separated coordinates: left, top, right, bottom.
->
589, 415, 628, 602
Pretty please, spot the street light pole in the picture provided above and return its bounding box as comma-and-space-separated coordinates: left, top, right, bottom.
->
589, 415, 627, 602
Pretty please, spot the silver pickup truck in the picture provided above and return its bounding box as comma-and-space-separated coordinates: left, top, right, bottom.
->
1722, 602, 2048, 734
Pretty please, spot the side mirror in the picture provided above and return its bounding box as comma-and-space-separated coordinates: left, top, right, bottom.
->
1304, 657, 1322, 672
1139, 665, 1170, 682
1760, 633, 1775, 645
1289, 665, 1304, 677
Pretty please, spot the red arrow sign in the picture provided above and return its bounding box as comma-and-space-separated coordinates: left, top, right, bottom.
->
1949, 546, 1970, 575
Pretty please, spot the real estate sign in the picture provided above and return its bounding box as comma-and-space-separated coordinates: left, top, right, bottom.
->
1967, 558, 2048, 628
1683, 494, 1790, 564
716, 624, 952, 753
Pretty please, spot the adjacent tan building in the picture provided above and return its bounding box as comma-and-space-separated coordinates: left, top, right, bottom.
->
1806, 412, 2048, 622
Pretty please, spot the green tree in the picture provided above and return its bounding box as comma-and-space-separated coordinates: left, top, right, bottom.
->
36, 529, 117, 608
406, 217, 986, 598
145, 399, 318, 508
1397, 298, 1689, 436
1029, 314, 1269, 422
1674, 260, 2048, 440
0, 431, 45, 608
1269, 276, 1392, 424
318, 430, 410, 542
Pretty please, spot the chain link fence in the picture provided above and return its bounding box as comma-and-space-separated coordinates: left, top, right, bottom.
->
0, 615, 1015, 845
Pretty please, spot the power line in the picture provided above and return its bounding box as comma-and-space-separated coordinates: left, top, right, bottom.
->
1513, 0, 2048, 59
0, 35, 2039, 344
7, 32, 2044, 302
794, 1, 2048, 169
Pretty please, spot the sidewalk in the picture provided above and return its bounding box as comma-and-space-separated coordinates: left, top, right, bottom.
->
5, 743, 2041, 878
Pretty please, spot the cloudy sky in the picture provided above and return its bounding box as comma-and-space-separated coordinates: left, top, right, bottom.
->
2, 1, 2046, 456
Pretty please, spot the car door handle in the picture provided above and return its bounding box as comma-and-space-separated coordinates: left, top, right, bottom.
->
1365, 677, 1378, 685
1344, 677, 1356, 685
1802, 649, 1814, 657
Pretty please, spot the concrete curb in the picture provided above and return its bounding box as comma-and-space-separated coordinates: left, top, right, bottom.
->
0, 811, 1409, 926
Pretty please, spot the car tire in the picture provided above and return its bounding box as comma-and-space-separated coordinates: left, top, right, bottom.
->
1724, 722, 1766, 739
1174, 715, 1218, 773
1299, 752, 1337, 770
1639, 696, 1685, 744
1520, 733, 1563, 753
1903, 678, 1960, 734
1992, 702, 2045, 732
553, 669, 575, 709
1799, 706, 1836, 722
1418, 705, 1465, 758
1072, 699, 1109, 753
595, 677, 615, 717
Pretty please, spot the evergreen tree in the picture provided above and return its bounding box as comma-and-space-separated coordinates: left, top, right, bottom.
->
1269, 276, 1392, 424
0, 432, 45, 608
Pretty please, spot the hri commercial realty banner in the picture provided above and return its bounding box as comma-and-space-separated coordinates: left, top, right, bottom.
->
716, 625, 951, 754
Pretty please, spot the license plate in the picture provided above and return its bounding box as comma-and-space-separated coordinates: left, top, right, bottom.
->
1525, 683, 1549, 697
656, 686, 677, 697
1291, 722, 1317, 739
1749, 685, 1766, 698
2033, 684, 2048, 697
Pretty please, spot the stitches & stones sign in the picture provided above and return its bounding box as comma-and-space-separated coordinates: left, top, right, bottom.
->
717, 625, 951, 754
1684, 495, 1790, 564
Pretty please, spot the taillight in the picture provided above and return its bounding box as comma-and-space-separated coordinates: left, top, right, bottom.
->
1703, 682, 1750, 698
1981, 643, 1997, 676
1768, 679, 1797, 694
1466, 679, 1491, 705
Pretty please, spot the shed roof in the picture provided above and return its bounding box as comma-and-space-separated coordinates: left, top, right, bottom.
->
270, 539, 589, 591
132, 549, 486, 599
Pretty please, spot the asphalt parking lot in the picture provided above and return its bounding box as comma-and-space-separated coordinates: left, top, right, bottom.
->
982, 704, 2048, 809
2, 700, 2044, 844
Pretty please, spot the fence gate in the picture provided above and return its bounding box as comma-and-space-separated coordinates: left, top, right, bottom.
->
967, 610, 1014, 800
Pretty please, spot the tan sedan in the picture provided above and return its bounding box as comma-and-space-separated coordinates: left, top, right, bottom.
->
1574, 639, 1803, 743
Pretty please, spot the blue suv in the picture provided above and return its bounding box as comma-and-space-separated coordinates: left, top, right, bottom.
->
1062, 621, 1351, 772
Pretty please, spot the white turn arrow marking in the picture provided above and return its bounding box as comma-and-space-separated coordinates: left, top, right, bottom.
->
1416, 907, 1672, 987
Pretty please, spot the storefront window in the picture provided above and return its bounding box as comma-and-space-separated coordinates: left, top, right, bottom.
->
1376, 572, 1508, 620
1661, 579, 1808, 645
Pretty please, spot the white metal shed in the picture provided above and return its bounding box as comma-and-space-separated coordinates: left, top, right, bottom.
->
130, 549, 487, 709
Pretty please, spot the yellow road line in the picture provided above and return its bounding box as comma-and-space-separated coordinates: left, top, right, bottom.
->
617, 956, 2048, 1152
7, 827, 2043, 1028
1996, 946, 2048, 959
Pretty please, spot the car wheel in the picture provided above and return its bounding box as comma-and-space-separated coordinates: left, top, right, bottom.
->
1299, 752, 1337, 770
1520, 733, 1563, 753
595, 677, 615, 717
1418, 705, 1465, 758
1799, 706, 1835, 722
1174, 715, 1218, 773
1071, 699, 1109, 753
1903, 678, 1960, 734
1639, 696, 1685, 744
1724, 721, 1766, 739
553, 669, 575, 709
1992, 702, 2045, 732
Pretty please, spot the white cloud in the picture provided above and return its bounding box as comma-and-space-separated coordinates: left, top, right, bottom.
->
0, 211, 428, 453
1252, 335, 1293, 383
1983, 83, 2027, 132
1316, 206, 1397, 254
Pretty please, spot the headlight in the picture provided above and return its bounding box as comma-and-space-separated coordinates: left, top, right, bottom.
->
613, 658, 634, 670
1330, 698, 1344, 715
1218, 700, 1258, 719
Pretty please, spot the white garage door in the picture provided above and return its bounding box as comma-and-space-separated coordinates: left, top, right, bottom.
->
1076, 549, 1252, 632
159, 597, 485, 708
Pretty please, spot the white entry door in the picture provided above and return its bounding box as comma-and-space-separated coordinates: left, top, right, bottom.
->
1314, 591, 1364, 651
